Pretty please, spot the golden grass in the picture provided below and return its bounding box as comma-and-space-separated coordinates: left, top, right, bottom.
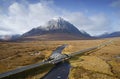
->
0, 37, 120, 79
70, 56, 113, 75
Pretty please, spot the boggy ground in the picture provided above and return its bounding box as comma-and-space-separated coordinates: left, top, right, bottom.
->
0, 37, 120, 79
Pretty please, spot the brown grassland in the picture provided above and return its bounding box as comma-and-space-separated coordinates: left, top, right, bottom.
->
0, 37, 120, 79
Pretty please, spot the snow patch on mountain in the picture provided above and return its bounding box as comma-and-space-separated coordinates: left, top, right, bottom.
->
23, 17, 91, 37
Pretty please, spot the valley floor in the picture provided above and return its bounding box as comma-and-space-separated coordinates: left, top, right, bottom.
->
0, 37, 120, 79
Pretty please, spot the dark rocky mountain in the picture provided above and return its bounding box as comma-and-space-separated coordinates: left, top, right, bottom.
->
97, 31, 120, 38
21, 17, 92, 41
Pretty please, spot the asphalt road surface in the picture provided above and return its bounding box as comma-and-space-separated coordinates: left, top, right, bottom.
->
0, 61, 49, 79
0, 44, 68, 79
41, 61, 71, 79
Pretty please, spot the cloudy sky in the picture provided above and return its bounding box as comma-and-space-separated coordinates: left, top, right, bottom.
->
0, 0, 120, 36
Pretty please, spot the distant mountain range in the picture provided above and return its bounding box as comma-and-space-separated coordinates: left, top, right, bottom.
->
97, 31, 120, 38
0, 34, 20, 41
0, 17, 120, 41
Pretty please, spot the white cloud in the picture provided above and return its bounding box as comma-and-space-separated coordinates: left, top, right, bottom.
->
109, 0, 120, 34
63, 12, 111, 35
0, 1, 58, 35
0, 0, 114, 35
110, 0, 120, 8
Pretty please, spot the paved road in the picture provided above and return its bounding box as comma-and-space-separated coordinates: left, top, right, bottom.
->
41, 61, 71, 79
0, 44, 68, 79
69, 40, 113, 57
0, 41, 112, 79
0, 61, 49, 79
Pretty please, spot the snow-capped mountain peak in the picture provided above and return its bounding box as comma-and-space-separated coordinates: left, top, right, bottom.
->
36, 17, 66, 30
45, 17, 66, 28
22, 17, 91, 38
52, 17, 64, 21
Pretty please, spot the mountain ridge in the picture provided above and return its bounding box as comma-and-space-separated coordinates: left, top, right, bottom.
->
21, 17, 92, 41
1, 17, 120, 41
97, 31, 120, 38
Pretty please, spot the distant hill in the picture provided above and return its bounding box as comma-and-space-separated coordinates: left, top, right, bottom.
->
97, 31, 120, 38
0, 34, 20, 41
21, 17, 92, 41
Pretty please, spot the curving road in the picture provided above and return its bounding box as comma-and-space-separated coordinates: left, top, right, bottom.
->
0, 41, 112, 79
41, 61, 71, 79
0, 44, 69, 79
